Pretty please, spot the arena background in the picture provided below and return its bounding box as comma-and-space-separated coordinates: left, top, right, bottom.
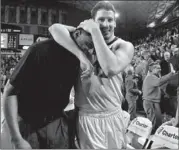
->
1, 0, 179, 149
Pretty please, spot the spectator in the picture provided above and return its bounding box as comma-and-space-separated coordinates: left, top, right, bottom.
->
150, 48, 159, 61
142, 61, 175, 134
170, 47, 179, 71
165, 72, 178, 117
125, 69, 142, 120
135, 51, 151, 81
160, 52, 171, 76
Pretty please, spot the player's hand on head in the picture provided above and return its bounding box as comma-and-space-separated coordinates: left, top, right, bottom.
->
77, 19, 99, 33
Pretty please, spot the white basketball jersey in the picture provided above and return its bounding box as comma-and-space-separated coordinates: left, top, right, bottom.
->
75, 38, 124, 112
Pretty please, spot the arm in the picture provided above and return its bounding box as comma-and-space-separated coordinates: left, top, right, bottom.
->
174, 106, 178, 126
151, 72, 173, 87
3, 81, 31, 149
90, 28, 134, 77
3, 80, 22, 141
49, 24, 85, 62
2, 45, 39, 148
77, 19, 134, 77
130, 89, 141, 95
126, 80, 141, 95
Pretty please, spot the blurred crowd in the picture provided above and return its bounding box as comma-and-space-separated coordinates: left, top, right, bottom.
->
122, 25, 179, 133
1, 54, 21, 92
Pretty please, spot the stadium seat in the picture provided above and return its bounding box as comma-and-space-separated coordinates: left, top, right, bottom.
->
144, 125, 179, 149
126, 117, 152, 149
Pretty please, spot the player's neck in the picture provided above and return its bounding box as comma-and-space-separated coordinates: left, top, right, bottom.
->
105, 35, 115, 44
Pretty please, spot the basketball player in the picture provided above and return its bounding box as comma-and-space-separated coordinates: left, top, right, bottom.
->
49, 1, 134, 149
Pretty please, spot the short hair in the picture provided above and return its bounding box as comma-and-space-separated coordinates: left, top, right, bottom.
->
70, 28, 94, 51
91, 1, 116, 19
164, 51, 170, 56
148, 61, 160, 72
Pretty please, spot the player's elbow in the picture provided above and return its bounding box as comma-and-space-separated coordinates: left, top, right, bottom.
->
49, 23, 60, 33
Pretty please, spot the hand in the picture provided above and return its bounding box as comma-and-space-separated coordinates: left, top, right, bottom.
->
172, 118, 178, 127
139, 91, 142, 95
170, 63, 175, 74
77, 19, 99, 33
12, 138, 32, 149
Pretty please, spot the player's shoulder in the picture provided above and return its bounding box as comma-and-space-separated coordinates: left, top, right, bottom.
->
113, 37, 133, 47
115, 38, 134, 54
119, 38, 134, 48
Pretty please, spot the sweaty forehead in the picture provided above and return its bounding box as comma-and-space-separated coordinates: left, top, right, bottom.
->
95, 9, 115, 20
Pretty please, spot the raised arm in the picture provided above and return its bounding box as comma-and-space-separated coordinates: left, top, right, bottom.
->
91, 29, 134, 76
49, 24, 84, 61
77, 19, 134, 77
152, 72, 173, 87
49, 24, 93, 74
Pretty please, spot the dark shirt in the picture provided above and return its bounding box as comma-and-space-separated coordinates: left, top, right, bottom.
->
10, 39, 80, 122
166, 73, 178, 96
151, 54, 159, 61
170, 54, 179, 71
160, 60, 171, 76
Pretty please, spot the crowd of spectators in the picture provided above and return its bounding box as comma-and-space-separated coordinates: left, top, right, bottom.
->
122, 25, 179, 132
1, 54, 21, 92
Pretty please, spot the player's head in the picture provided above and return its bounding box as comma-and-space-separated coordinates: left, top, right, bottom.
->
91, 1, 116, 42
71, 28, 94, 53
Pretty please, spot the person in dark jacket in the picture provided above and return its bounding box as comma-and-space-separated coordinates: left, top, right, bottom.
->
160, 52, 171, 76
166, 72, 178, 117
2, 28, 93, 149
170, 47, 179, 71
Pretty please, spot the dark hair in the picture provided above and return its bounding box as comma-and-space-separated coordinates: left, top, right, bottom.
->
91, 1, 116, 19
70, 28, 94, 51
